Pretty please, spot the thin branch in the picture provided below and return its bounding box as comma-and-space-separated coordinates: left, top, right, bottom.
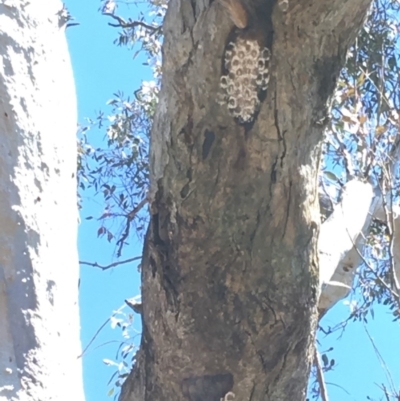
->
116, 197, 148, 257
327, 131, 355, 179
323, 382, 351, 396
380, 164, 400, 296
364, 325, 398, 397
352, 232, 399, 301
380, 384, 391, 401
78, 303, 132, 359
80, 256, 141, 270
104, 13, 161, 33
314, 347, 330, 401
127, 197, 148, 220
78, 315, 112, 359
342, 205, 400, 302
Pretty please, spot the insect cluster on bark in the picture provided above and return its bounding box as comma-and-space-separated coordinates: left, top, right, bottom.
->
217, 0, 283, 124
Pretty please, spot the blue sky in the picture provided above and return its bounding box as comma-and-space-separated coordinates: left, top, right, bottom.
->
63, 1, 400, 400
64, 1, 148, 399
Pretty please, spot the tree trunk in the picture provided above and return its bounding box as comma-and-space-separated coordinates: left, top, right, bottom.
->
0, 1, 83, 400
121, 0, 372, 400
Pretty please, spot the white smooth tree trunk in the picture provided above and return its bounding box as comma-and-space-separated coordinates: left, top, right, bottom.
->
318, 177, 400, 316
0, 1, 84, 400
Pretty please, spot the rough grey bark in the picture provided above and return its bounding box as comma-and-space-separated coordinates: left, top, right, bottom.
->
0, 1, 84, 400
120, 0, 372, 400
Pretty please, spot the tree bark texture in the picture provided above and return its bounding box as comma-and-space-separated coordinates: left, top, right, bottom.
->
121, 0, 372, 400
0, 1, 84, 400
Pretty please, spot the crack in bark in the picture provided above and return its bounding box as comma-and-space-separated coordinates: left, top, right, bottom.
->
261, 294, 279, 327
247, 382, 257, 401
249, 209, 261, 247
281, 179, 292, 241
202, 129, 216, 160
275, 340, 291, 388
273, 94, 287, 167
270, 156, 278, 186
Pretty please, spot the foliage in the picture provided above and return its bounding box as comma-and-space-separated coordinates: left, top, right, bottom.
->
314, 0, 400, 398
322, 0, 400, 184
321, 0, 400, 321
102, 301, 140, 400
78, 1, 165, 396
78, 91, 150, 255
78, 1, 165, 257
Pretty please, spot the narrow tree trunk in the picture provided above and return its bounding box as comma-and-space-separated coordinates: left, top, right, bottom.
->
0, 1, 83, 400
121, 0, 372, 400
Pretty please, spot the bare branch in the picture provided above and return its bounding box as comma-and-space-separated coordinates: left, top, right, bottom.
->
116, 197, 149, 257
347, 219, 400, 303
78, 315, 111, 359
364, 325, 398, 398
314, 348, 330, 401
104, 13, 161, 34
78, 303, 129, 359
125, 298, 143, 314
79, 256, 141, 270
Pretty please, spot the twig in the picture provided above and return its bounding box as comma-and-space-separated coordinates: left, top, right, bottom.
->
314, 347, 330, 401
78, 315, 111, 359
380, 165, 400, 296
116, 197, 148, 257
381, 384, 391, 401
80, 256, 141, 270
127, 197, 148, 220
350, 230, 399, 301
78, 303, 130, 359
342, 203, 400, 302
104, 13, 161, 33
364, 325, 397, 398
329, 126, 355, 179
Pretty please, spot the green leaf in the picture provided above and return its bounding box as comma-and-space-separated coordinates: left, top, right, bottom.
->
323, 171, 339, 182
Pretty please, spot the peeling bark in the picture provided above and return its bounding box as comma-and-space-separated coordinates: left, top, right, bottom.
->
318, 180, 400, 317
0, 1, 83, 400
318, 180, 375, 316
121, 0, 372, 400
